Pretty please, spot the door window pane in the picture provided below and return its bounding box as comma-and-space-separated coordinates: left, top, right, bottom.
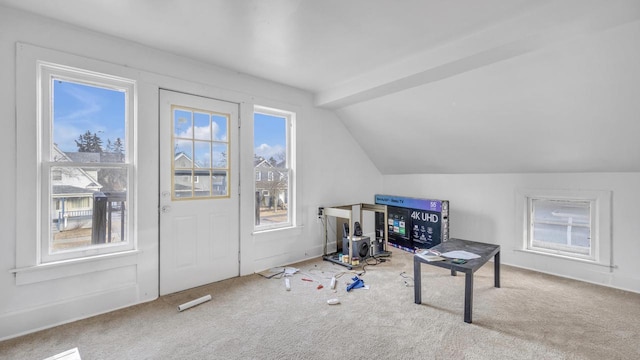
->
193, 112, 211, 140
212, 115, 228, 141
212, 171, 228, 196
174, 109, 193, 138
174, 169, 193, 198
194, 141, 212, 168
172, 107, 230, 199
212, 143, 228, 168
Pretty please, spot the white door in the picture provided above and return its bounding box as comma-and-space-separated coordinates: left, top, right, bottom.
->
159, 89, 239, 295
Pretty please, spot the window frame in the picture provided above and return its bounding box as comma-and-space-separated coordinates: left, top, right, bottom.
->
517, 189, 611, 267
527, 197, 594, 260
253, 106, 296, 232
38, 62, 136, 263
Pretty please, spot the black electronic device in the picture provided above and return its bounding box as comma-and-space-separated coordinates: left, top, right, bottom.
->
369, 237, 384, 257
353, 221, 363, 236
342, 222, 349, 238
342, 236, 370, 259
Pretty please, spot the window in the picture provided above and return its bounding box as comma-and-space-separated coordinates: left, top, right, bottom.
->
254, 106, 295, 230
172, 108, 229, 199
518, 189, 611, 265
39, 63, 135, 262
529, 198, 592, 259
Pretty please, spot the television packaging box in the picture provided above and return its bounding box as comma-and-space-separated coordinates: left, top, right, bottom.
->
375, 194, 449, 252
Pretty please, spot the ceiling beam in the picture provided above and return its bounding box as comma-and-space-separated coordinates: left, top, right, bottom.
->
315, 0, 640, 109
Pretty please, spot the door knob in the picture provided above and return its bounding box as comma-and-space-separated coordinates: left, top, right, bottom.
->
161, 205, 171, 213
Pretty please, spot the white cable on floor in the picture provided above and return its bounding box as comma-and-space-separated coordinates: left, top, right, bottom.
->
177, 295, 212, 312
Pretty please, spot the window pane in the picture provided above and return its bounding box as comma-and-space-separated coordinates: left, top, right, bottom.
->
174, 109, 193, 138
530, 199, 591, 256
212, 114, 228, 141
193, 112, 211, 140
174, 139, 193, 166
213, 143, 228, 168
194, 169, 211, 197
50, 166, 127, 252
532, 200, 590, 226
254, 113, 286, 166
174, 169, 193, 198
532, 223, 591, 253
194, 141, 211, 168
52, 79, 126, 163
256, 172, 289, 226
212, 171, 228, 196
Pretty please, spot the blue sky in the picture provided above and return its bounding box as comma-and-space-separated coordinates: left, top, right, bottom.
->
54, 80, 286, 162
53, 80, 125, 153
254, 112, 286, 160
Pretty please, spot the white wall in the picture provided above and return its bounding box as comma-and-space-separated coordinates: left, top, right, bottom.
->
382, 172, 640, 293
0, 6, 382, 340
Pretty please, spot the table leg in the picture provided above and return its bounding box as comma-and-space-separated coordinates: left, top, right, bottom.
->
464, 271, 473, 323
414, 257, 422, 304
494, 251, 501, 288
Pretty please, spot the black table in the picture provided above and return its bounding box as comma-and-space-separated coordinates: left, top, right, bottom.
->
413, 238, 500, 323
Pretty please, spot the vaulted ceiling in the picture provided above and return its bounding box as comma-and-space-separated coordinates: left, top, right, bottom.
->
2, 0, 639, 174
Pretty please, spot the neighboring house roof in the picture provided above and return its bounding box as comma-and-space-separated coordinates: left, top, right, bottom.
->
174, 183, 192, 191
175, 151, 193, 163
254, 157, 286, 169
52, 145, 103, 191
65, 151, 124, 163
100, 152, 124, 163
254, 158, 270, 167
65, 151, 100, 163
175, 151, 208, 168
86, 181, 101, 189
52, 185, 96, 196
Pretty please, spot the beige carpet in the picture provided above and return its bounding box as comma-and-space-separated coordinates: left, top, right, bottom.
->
2, 248, 639, 360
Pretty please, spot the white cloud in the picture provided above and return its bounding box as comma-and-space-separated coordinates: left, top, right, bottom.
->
176, 121, 227, 141
255, 143, 284, 160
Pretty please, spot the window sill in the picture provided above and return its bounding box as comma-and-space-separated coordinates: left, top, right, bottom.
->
252, 225, 303, 237
11, 250, 142, 285
514, 248, 615, 269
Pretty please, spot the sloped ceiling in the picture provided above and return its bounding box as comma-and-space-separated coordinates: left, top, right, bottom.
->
2, 0, 639, 174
